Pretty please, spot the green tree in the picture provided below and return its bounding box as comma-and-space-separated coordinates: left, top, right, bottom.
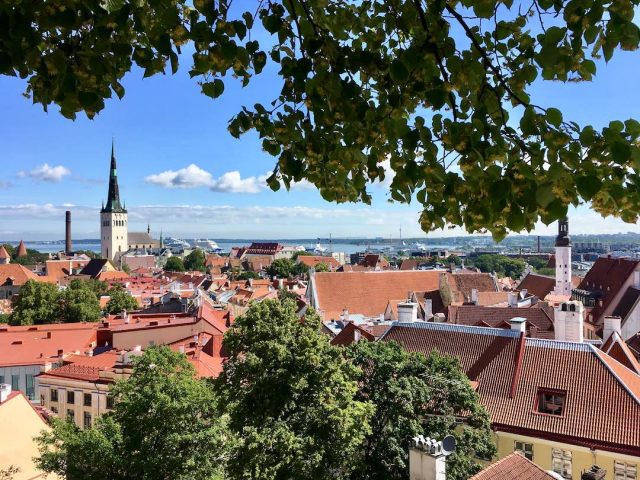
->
314, 262, 330, 272
527, 256, 550, 270
58, 279, 102, 322
35, 346, 228, 480
4, 1, 640, 238
216, 299, 372, 480
84, 279, 109, 300
105, 286, 139, 314
446, 254, 462, 267
472, 254, 526, 278
346, 341, 495, 480
9, 280, 60, 325
0, 313, 9, 324
237, 270, 260, 280
184, 249, 206, 271
265, 258, 297, 278
164, 256, 185, 272
292, 251, 313, 260
537, 267, 556, 276
277, 288, 299, 302
121, 263, 131, 274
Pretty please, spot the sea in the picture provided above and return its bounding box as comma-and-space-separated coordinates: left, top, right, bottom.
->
14, 240, 458, 256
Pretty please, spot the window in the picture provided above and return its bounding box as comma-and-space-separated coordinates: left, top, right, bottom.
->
40, 394, 45, 405
0, 375, 4, 384
67, 409, 75, 425
615, 461, 637, 480
83, 412, 92, 429
537, 388, 566, 416
51, 406, 58, 414
84, 393, 92, 407
106, 395, 115, 410
552, 449, 572, 480
67, 391, 75, 404
50, 388, 59, 402
25, 374, 35, 400
514, 441, 533, 461
11, 374, 19, 391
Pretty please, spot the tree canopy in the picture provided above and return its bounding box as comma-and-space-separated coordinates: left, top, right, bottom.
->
105, 285, 139, 314
266, 258, 306, 278
345, 341, 495, 480
58, 279, 102, 322
35, 346, 228, 480
9, 280, 61, 325
471, 253, 527, 278
164, 256, 186, 272
3, 0, 640, 238
215, 299, 373, 479
184, 249, 207, 271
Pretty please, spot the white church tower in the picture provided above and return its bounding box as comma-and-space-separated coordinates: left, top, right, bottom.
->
100, 142, 128, 261
553, 216, 572, 297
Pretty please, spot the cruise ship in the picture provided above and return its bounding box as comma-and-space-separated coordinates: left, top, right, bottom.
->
191, 239, 223, 253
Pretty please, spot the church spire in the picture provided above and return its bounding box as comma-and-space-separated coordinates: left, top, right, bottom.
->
555, 216, 570, 247
102, 139, 126, 213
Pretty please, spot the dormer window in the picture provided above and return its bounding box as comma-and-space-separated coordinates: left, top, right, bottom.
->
536, 388, 566, 416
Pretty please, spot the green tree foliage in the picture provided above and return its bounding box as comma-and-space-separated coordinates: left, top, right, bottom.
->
237, 270, 260, 280
84, 279, 109, 299
346, 341, 495, 480
276, 288, 299, 302
537, 267, 556, 276
527, 256, 550, 270
0, 313, 9, 324
446, 254, 463, 267
471, 254, 526, 278
10, 247, 49, 266
58, 279, 102, 322
164, 256, 185, 272
9, 280, 60, 325
4, 1, 640, 238
184, 249, 206, 271
314, 261, 330, 272
105, 285, 139, 314
35, 346, 228, 480
292, 250, 313, 259
215, 299, 373, 480
265, 258, 297, 278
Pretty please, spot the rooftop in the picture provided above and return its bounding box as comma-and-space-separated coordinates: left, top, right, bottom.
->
469, 452, 557, 480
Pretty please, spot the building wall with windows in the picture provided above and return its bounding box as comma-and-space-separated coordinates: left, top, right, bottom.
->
495, 431, 639, 480
0, 365, 40, 402
38, 377, 112, 430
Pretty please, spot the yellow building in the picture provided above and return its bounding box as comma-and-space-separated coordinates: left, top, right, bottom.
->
383, 322, 640, 480
0, 384, 52, 479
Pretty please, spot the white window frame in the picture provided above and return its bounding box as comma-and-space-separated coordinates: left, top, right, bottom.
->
551, 448, 572, 480
514, 441, 533, 461
615, 461, 637, 480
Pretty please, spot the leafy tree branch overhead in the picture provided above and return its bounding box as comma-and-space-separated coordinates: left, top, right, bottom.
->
2, 0, 639, 239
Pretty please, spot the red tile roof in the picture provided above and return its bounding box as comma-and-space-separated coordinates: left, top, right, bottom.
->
297, 255, 341, 270
0, 324, 98, 367
447, 305, 554, 336
330, 323, 376, 346
16, 240, 27, 257
470, 452, 556, 480
577, 256, 640, 324
517, 273, 556, 299
383, 322, 640, 455
611, 286, 640, 323
245, 242, 282, 255
0, 264, 39, 286
445, 272, 498, 301
601, 333, 640, 375
0, 245, 9, 259
38, 351, 120, 382
359, 254, 390, 269
312, 271, 441, 320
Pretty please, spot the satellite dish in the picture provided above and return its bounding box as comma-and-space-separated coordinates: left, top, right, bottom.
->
442, 435, 456, 455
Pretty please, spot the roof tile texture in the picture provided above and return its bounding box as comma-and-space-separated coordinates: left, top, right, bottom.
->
470, 452, 557, 480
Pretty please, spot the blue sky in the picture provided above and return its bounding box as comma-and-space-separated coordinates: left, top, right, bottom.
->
1, 31, 639, 240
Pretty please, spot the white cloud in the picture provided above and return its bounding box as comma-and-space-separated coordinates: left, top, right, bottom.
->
144, 164, 214, 189
145, 164, 269, 194
18, 163, 70, 182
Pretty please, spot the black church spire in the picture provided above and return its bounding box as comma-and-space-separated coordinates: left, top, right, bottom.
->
102, 140, 126, 213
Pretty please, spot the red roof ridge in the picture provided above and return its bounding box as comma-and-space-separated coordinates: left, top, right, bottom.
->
510, 332, 526, 399
470, 452, 557, 480
592, 346, 640, 405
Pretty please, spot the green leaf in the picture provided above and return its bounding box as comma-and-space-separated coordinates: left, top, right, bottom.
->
389, 59, 409, 83
545, 108, 563, 128
536, 183, 555, 207
576, 175, 602, 199
202, 79, 225, 98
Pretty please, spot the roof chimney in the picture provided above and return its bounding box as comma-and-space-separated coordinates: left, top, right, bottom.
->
470, 288, 478, 304
507, 292, 518, 307
603, 316, 622, 342
65, 210, 72, 254
46, 331, 52, 339
57, 349, 63, 356
510, 317, 526, 333
409, 435, 456, 480
424, 299, 433, 320
398, 301, 419, 323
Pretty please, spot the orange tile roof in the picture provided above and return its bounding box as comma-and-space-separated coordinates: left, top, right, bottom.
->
445, 272, 497, 300
0, 245, 9, 259
0, 264, 39, 286
384, 322, 640, 455
0, 325, 98, 367
312, 271, 441, 320
601, 334, 640, 374
517, 272, 556, 299
97, 270, 130, 282
470, 452, 556, 480
16, 240, 27, 257
45, 260, 90, 282
298, 255, 341, 270
38, 351, 120, 382
447, 305, 554, 336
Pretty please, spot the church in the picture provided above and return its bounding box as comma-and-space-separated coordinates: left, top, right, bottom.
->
101, 143, 159, 261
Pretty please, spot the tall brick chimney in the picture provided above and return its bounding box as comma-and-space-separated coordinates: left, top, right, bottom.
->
65, 210, 72, 254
